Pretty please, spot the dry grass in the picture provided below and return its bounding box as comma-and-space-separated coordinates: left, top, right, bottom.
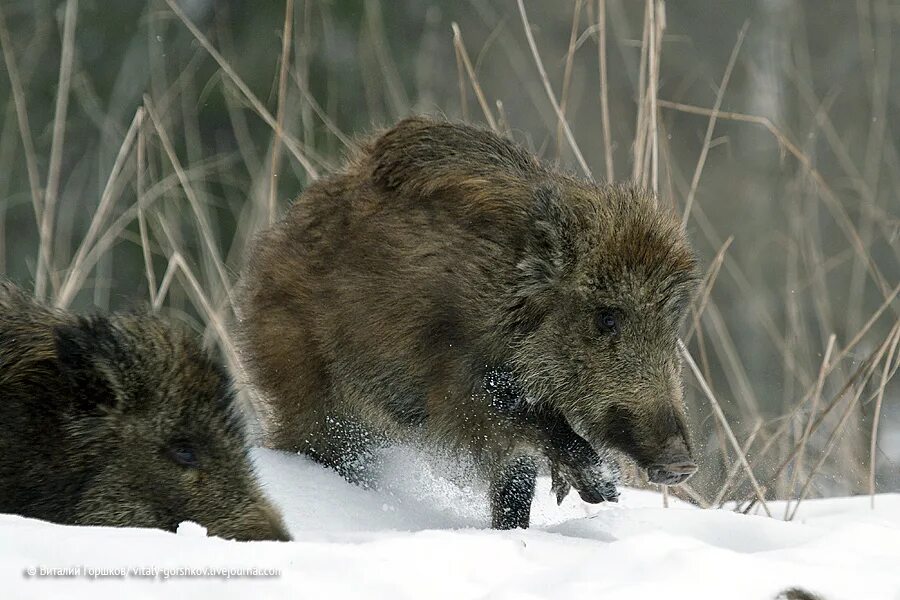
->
0, 0, 897, 516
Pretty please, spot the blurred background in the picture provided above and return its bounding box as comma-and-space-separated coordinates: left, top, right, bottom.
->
0, 0, 898, 512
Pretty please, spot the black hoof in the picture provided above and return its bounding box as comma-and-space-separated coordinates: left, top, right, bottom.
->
554, 459, 620, 504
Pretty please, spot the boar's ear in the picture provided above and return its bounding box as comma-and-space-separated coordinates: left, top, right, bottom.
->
518, 184, 575, 295
53, 318, 121, 411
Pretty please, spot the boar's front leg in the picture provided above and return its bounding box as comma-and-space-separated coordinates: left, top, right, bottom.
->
483, 365, 618, 508
490, 455, 538, 529
536, 408, 619, 505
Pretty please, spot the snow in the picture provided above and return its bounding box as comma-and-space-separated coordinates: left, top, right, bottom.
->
3, 446, 899, 599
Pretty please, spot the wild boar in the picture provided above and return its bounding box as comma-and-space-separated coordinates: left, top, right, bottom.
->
237, 117, 699, 528
0, 281, 290, 541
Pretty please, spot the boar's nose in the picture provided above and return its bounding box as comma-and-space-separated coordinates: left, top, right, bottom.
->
253, 504, 293, 542
646, 436, 697, 486
263, 519, 293, 542
270, 526, 293, 542
218, 503, 293, 542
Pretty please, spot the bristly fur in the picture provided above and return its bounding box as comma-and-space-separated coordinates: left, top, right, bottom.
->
775, 588, 823, 600
0, 280, 290, 541
237, 116, 700, 528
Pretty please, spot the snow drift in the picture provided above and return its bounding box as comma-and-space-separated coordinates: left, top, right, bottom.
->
2, 447, 898, 599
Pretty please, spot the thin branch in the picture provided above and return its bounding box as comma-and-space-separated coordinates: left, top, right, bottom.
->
556, 0, 583, 158
143, 97, 234, 309
268, 0, 294, 226
660, 98, 893, 303
681, 20, 747, 228
452, 22, 497, 131
136, 108, 157, 307
597, 0, 614, 181
712, 418, 763, 507
788, 324, 897, 520
739, 314, 899, 513
783, 334, 835, 518
632, 0, 651, 183
69, 156, 237, 301
679, 340, 771, 516
56, 109, 142, 308
648, 0, 663, 194
869, 323, 900, 508
516, 0, 592, 178
684, 236, 733, 343
0, 2, 43, 233
162, 0, 318, 179
35, 0, 78, 300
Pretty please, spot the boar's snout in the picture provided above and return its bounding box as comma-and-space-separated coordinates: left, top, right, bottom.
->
646, 436, 696, 486
208, 502, 293, 542
253, 516, 293, 542
242, 503, 293, 542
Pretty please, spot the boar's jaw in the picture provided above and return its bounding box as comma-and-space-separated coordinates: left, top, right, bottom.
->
647, 461, 697, 485
584, 404, 697, 484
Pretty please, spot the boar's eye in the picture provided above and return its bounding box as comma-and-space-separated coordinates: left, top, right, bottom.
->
596, 308, 620, 336
168, 443, 200, 469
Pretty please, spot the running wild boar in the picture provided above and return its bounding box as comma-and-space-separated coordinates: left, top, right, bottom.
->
237, 117, 700, 528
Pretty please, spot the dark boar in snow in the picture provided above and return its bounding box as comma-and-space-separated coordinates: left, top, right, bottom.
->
0, 281, 290, 541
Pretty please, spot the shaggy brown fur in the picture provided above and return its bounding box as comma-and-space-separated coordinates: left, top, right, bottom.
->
0, 281, 290, 541
776, 588, 823, 600
237, 117, 699, 528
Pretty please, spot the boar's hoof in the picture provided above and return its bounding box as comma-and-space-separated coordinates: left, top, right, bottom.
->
647, 461, 697, 486
569, 465, 619, 504
576, 480, 619, 504
551, 459, 619, 505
